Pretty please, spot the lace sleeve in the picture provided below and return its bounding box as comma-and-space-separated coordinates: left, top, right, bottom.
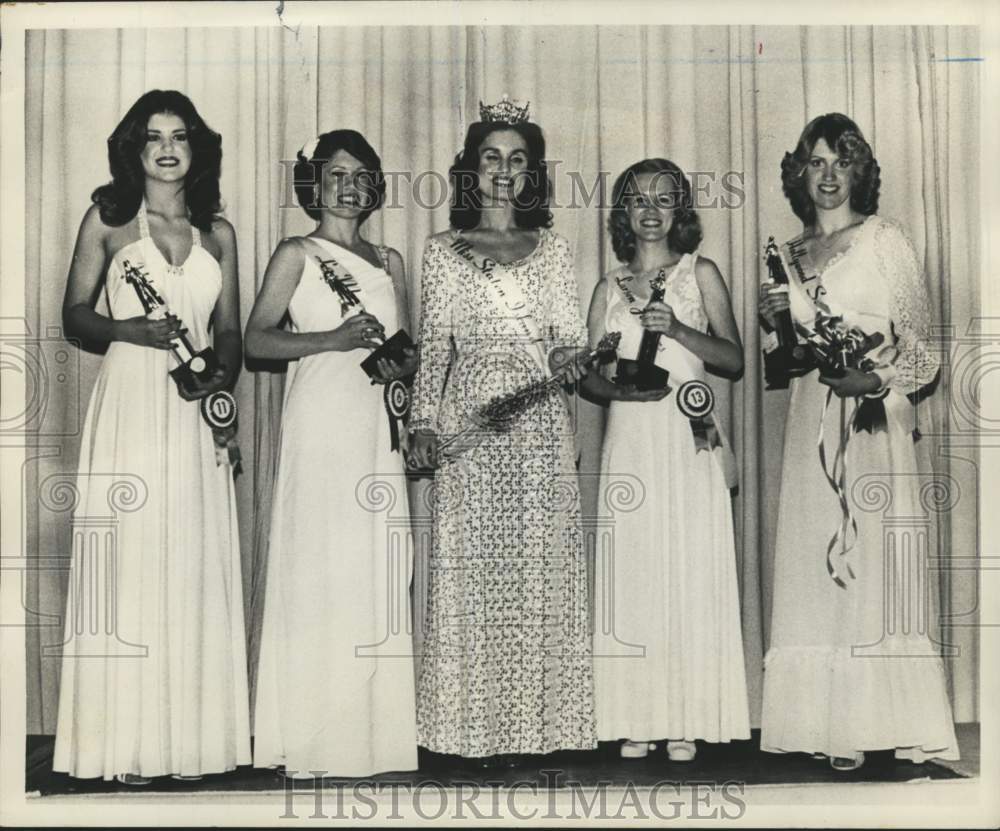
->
544, 233, 588, 351
872, 218, 940, 394
409, 237, 454, 433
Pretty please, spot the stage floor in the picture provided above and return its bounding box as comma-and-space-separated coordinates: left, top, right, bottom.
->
25, 726, 977, 796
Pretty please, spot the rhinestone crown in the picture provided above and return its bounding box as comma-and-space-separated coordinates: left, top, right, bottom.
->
479, 94, 530, 124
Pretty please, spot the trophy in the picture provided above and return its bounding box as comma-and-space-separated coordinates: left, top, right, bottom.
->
123, 259, 225, 395
314, 256, 416, 380
613, 276, 671, 392
315, 254, 415, 451
122, 259, 240, 466
762, 237, 814, 389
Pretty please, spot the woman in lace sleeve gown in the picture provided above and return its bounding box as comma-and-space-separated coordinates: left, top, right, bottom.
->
759, 113, 959, 771
407, 107, 597, 762
54, 90, 250, 784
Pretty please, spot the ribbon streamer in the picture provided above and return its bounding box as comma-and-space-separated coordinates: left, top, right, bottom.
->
689, 417, 722, 453
817, 389, 862, 588
853, 394, 889, 435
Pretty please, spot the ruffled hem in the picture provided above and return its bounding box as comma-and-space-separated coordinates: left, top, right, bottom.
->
761, 644, 959, 760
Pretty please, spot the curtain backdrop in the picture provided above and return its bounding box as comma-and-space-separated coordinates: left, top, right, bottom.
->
23, 24, 980, 734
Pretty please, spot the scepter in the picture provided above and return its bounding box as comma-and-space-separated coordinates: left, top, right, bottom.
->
436, 331, 621, 460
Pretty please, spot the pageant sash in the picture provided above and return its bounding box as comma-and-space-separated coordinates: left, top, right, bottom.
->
446, 231, 549, 376
779, 236, 833, 333
302, 237, 412, 451
301, 237, 368, 318
658, 332, 739, 490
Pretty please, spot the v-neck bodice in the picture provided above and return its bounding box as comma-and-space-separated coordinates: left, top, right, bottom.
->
137, 201, 201, 272
102, 205, 223, 356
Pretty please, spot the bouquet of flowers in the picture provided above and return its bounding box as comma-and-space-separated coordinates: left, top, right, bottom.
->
796, 312, 884, 378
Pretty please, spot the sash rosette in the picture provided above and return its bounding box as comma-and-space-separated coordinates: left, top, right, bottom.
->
383, 378, 413, 452
676, 380, 720, 452
674, 380, 738, 490
201, 390, 243, 471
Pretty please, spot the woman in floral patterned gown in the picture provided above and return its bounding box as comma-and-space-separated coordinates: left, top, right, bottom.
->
408, 104, 597, 762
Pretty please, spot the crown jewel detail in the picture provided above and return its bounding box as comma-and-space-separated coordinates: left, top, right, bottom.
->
479, 94, 530, 124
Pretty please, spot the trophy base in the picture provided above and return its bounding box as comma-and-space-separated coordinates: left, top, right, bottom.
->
170, 348, 222, 396
613, 360, 671, 392
360, 329, 415, 379
763, 346, 815, 390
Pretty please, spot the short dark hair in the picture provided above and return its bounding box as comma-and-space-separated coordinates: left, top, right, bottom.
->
608, 158, 702, 263
92, 89, 222, 232
781, 113, 880, 225
448, 121, 553, 231
294, 129, 386, 224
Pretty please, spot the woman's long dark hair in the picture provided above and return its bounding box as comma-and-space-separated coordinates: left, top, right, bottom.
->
781, 112, 880, 226
608, 158, 702, 263
449, 121, 553, 230
91, 90, 222, 232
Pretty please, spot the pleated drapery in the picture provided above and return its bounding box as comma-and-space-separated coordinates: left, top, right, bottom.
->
24, 25, 980, 734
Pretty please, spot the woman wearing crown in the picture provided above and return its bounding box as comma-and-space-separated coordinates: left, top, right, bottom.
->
246, 129, 418, 778
758, 113, 958, 770
407, 97, 597, 761
583, 158, 750, 762
54, 90, 249, 784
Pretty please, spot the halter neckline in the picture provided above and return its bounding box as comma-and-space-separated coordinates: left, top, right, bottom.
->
137, 201, 201, 270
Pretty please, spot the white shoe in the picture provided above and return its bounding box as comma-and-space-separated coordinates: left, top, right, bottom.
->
115, 773, 152, 786
666, 741, 697, 762
171, 774, 203, 781
620, 740, 656, 759
830, 752, 865, 771
897, 747, 931, 764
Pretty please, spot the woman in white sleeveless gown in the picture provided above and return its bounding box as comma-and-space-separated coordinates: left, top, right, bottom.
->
247, 130, 418, 778
54, 91, 250, 783
585, 159, 750, 762
759, 114, 958, 770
